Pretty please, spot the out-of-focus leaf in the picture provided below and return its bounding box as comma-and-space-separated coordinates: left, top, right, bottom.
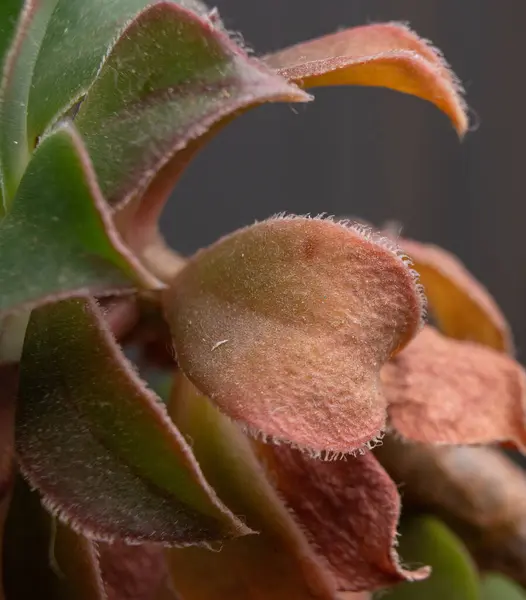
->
16, 297, 248, 545
257, 443, 428, 592
27, 0, 214, 141
265, 22, 467, 136
382, 326, 526, 449
3, 475, 106, 600
0, 1, 23, 72
0, 0, 58, 206
401, 239, 512, 352
75, 2, 309, 208
482, 574, 526, 600
167, 372, 337, 599
377, 439, 526, 589
0, 124, 158, 316
165, 216, 424, 453
98, 541, 174, 600
385, 517, 479, 600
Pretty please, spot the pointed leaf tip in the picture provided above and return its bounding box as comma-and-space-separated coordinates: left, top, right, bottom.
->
165, 217, 425, 454
266, 22, 468, 136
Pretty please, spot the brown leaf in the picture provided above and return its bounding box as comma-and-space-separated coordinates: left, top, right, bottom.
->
401, 238, 512, 352
377, 438, 526, 589
257, 443, 429, 592
98, 541, 175, 600
383, 326, 526, 449
167, 373, 337, 600
265, 22, 467, 136
165, 217, 424, 454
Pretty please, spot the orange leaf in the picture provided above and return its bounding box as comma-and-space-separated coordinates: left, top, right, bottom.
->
401, 238, 512, 353
382, 326, 526, 449
165, 217, 424, 454
257, 443, 429, 592
265, 23, 467, 136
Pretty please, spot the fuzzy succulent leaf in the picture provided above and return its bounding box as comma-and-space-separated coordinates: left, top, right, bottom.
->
482, 574, 526, 600
74, 1, 308, 209
3, 476, 106, 600
0, 0, 58, 207
0, 0, 23, 71
165, 217, 424, 453
382, 326, 526, 449
385, 517, 479, 600
0, 124, 158, 316
27, 0, 213, 141
257, 443, 428, 592
265, 23, 467, 136
401, 238, 512, 352
16, 297, 248, 545
167, 373, 337, 599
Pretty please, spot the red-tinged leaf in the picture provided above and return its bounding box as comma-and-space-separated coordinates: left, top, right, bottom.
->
3, 475, 106, 600
98, 541, 174, 600
16, 297, 248, 545
257, 443, 429, 593
165, 217, 424, 454
166, 373, 338, 600
382, 326, 526, 449
265, 22, 467, 136
0, 0, 58, 206
401, 238, 512, 353
0, 124, 159, 317
377, 440, 526, 589
75, 2, 309, 209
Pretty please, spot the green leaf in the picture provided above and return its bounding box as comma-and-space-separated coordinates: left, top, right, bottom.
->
27, 0, 214, 141
167, 373, 336, 599
0, 0, 58, 207
0, 0, 23, 70
0, 123, 158, 316
16, 297, 248, 545
4, 475, 106, 600
384, 517, 480, 600
75, 1, 308, 207
481, 574, 526, 600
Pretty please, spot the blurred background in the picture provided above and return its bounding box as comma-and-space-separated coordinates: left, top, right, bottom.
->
161, 0, 526, 356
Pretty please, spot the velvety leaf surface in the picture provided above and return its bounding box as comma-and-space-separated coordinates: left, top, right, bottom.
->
166, 217, 424, 453
98, 541, 174, 600
377, 440, 526, 589
382, 326, 526, 449
384, 517, 479, 600
0, 0, 58, 206
27, 0, 213, 140
257, 444, 428, 592
0, 124, 158, 316
3, 475, 106, 600
482, 574, 526, 600
16, 297, 247, 545
167, 373, 337, 600
265, 23, 467, 136
75, 2, 308, 208
401, 238, 512, 352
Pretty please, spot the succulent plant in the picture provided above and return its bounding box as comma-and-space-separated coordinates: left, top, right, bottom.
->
1, 1, 525, 599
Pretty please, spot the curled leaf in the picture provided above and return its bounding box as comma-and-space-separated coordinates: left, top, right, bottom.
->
75, 2, 309, 208
167, 373, 337, 600
0, 124, 158, 316
165, 217, 424, 453
385, 517, 479, 600
0, 0, 58, 205
377, 439, 526, 589
382, 326, 526, 449
401, 238, 512, 352
16, 297, 247, 545
257, 443, 428, 592
265, 22, 467, 136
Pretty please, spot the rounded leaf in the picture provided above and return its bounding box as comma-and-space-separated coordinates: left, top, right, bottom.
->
165, 217, 424, 453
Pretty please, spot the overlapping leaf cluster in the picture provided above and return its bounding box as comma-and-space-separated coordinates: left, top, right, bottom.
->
0, 1, 524, 599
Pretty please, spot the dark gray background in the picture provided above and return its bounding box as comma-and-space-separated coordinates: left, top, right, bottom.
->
161, 1, 526, 356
